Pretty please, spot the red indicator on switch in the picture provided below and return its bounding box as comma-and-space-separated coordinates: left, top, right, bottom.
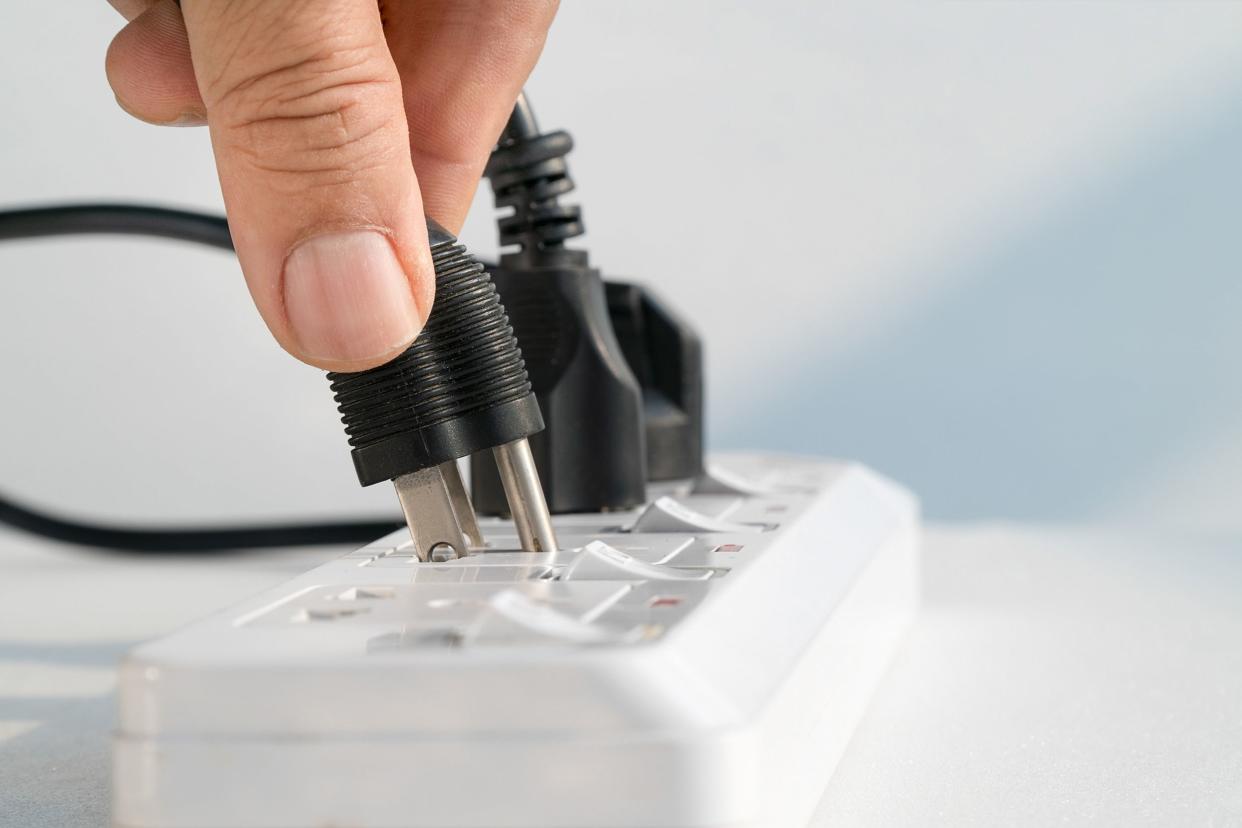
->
713, 544, 744, 553
649, 596, 683, 608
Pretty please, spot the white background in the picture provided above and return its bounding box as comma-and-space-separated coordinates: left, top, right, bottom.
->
2, 2, 1241, 527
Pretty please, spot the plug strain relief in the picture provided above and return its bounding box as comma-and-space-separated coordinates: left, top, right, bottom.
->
486, 129, 587, 267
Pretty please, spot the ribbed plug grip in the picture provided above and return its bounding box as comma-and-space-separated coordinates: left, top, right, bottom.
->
485, 130, 585, 259
327, 221, 543, 486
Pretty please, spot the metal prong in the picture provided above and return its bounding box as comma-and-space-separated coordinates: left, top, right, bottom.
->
393, 466, 472, 562
493, 439, 559, 553
439, 461, 484, 548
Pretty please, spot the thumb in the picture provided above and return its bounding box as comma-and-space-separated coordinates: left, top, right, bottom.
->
181, 0, 432, 371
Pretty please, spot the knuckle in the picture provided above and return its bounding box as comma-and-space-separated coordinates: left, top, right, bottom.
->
210, 40, 402, 184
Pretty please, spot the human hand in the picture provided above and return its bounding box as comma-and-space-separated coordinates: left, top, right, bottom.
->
105, 0, 558, 371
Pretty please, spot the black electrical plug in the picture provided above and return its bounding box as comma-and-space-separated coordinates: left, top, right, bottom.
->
328, 220, 557, 560
470, 95, 648, 515
605, 282, 704, 482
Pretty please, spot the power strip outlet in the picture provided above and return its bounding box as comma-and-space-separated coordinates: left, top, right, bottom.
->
113, 453, 918, 828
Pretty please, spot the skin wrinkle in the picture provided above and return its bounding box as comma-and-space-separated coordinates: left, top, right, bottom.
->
191, 3, 261, 97
103, 0, 557, 369
221, 95, 403, 184
206, 43, 385, 112
223, 88, 393, 149
110, 2, 553, 170
221, 76, 396, 130
193, 1, 364, 99
240, 149, 397, 185
207, 33, 403, 185
106, 2, 203, 119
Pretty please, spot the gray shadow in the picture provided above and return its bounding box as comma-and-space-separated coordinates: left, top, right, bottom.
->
0, 642, 133, 826
721, 86, 1242, 521
0, 693, 114, 827
0, 641, 131, 667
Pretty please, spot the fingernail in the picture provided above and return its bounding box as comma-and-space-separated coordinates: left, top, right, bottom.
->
113, 94, 207, 127
283, 231, 422, 365
165, 111, 208, 127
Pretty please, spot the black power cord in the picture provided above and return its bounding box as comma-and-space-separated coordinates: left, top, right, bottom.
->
0, 95, 706, 552
0, 203, 233, 250
481, 97, 704, 488
0, 497, 399, 554
0, 203, 401, 552
470, 94, 650, 515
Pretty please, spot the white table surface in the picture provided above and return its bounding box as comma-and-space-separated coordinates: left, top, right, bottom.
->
3, 523, 1240, 827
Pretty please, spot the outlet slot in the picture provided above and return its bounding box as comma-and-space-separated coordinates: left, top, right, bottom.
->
337, 587, 397, 601
293, 606, 371, 622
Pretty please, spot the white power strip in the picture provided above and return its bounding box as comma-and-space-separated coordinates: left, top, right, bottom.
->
113, 453, 918, 828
